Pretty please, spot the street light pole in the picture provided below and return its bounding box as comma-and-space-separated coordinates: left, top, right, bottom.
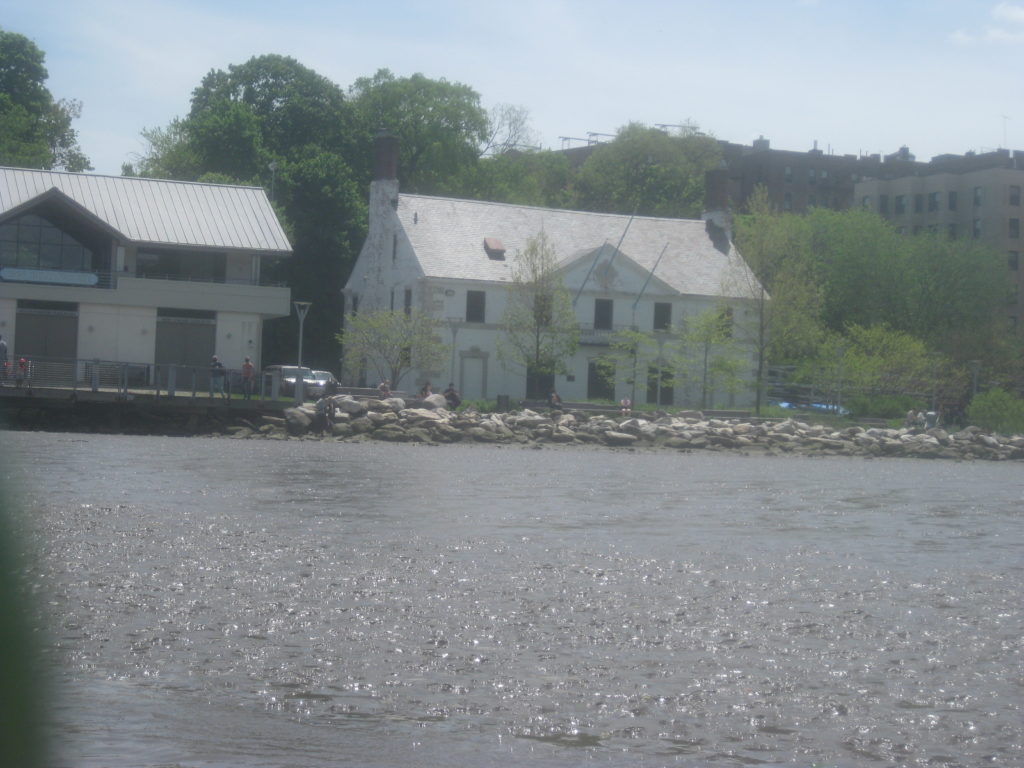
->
294, 301, 312, 368
446, 317, 461, 384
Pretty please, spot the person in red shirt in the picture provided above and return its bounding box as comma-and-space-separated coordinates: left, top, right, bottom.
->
241, 356, 255, 400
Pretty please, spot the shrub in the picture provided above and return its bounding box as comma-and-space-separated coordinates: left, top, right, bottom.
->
845, 394, 918, 419
966, 388, 1024, 435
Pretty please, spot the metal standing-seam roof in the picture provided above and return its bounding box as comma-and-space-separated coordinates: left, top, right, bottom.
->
395, 193, 760, 299
0, 167, 292, 254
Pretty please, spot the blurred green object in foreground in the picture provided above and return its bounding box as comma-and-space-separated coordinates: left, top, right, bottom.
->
0, 495, 46, 768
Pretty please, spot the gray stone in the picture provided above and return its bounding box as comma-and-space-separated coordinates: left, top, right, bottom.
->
336, 397, 368, 415
284, 407, 312, 436
603, 431, 638, 446
423, 393, 449, 410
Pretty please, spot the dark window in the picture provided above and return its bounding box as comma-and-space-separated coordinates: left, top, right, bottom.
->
466, 290, 485, 322
646, 364, 674, 406
1011, 218, 1020, 239
1011, 185, 1022, 206
973, 186, 983, 207
404, 288, 412, 316
948, 191, 957, 211
783, 166, 793, 183
1008, 251, 1019, 270
808, 168, 816, 184
594, 298, 613, 330
653, 302, 672, 331
894, 195, 906, 215
391, 234, 398, 263
927, 192, 939, 212
587, 360, 615, 401
136, 248, 226, 282
718, 306, 734, 339
879, 194, 889, 214
0, 213, 96, 272
914, 194, 923, 213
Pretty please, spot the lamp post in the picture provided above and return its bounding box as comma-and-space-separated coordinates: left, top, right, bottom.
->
294, 301, 311, 368
446, 317, 461, 384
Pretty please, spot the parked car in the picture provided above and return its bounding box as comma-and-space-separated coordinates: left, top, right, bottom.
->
307, 370, 339, 397
263, 365, 314, 397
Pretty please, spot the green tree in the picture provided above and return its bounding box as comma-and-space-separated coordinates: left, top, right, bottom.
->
337, 309, 447, 390
596, 329, 662, 406
133, 55, 366, 370
671, 307, 748, 410
123, 120, 201, 179
796, 324, 964, 412
456, 149, 574, 208
498, 232, 579, 396
574, 122, 721, 217
0, 28, 91, 170
966, 388, 1024, 435
732, 187, 824, 413
349, 69, 489, 194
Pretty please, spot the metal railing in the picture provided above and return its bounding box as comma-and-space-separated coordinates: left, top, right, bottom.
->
0, 355, 309, 402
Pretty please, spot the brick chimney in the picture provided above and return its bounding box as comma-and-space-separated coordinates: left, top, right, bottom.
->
373, 132, 399, 181
702, 168, 732, 254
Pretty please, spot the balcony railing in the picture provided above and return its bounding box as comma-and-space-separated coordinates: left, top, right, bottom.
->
0, 266, 286, 289
577, 323, 640, 345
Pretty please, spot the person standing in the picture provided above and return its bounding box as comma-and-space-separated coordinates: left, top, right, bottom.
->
209, 356, 227, 399
241, 356, 255, 400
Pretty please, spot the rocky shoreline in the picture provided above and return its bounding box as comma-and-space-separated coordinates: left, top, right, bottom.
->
225, 393, 1023, 461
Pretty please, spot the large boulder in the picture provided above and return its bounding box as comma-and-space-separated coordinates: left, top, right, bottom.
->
284, 407, 312, 436
422, 393, 449, 410
603, 431, 638, 447
336, 397, 368, 416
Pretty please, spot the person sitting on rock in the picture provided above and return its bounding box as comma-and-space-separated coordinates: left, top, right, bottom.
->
377, 379, 391, 397
548, 390, 562, 409
420, 381, 432, 398
443, 382, 461, 409
619, 397, 632, 417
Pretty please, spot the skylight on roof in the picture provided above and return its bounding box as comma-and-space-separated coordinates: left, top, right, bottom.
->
483, 237, 506, 260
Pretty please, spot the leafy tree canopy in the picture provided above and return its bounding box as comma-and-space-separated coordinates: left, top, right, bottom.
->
574, 122, 721, 218
349, 69, 489, 194
0, 28, 91, 171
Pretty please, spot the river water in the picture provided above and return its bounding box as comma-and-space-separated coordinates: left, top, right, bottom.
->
3, 432, 1022, 767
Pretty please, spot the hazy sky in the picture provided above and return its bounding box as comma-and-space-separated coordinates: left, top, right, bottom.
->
3, 0, 1021, 176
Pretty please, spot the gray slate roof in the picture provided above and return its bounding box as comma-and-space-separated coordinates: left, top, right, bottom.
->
396, 194, 758, 299
0, 167, 291, 254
